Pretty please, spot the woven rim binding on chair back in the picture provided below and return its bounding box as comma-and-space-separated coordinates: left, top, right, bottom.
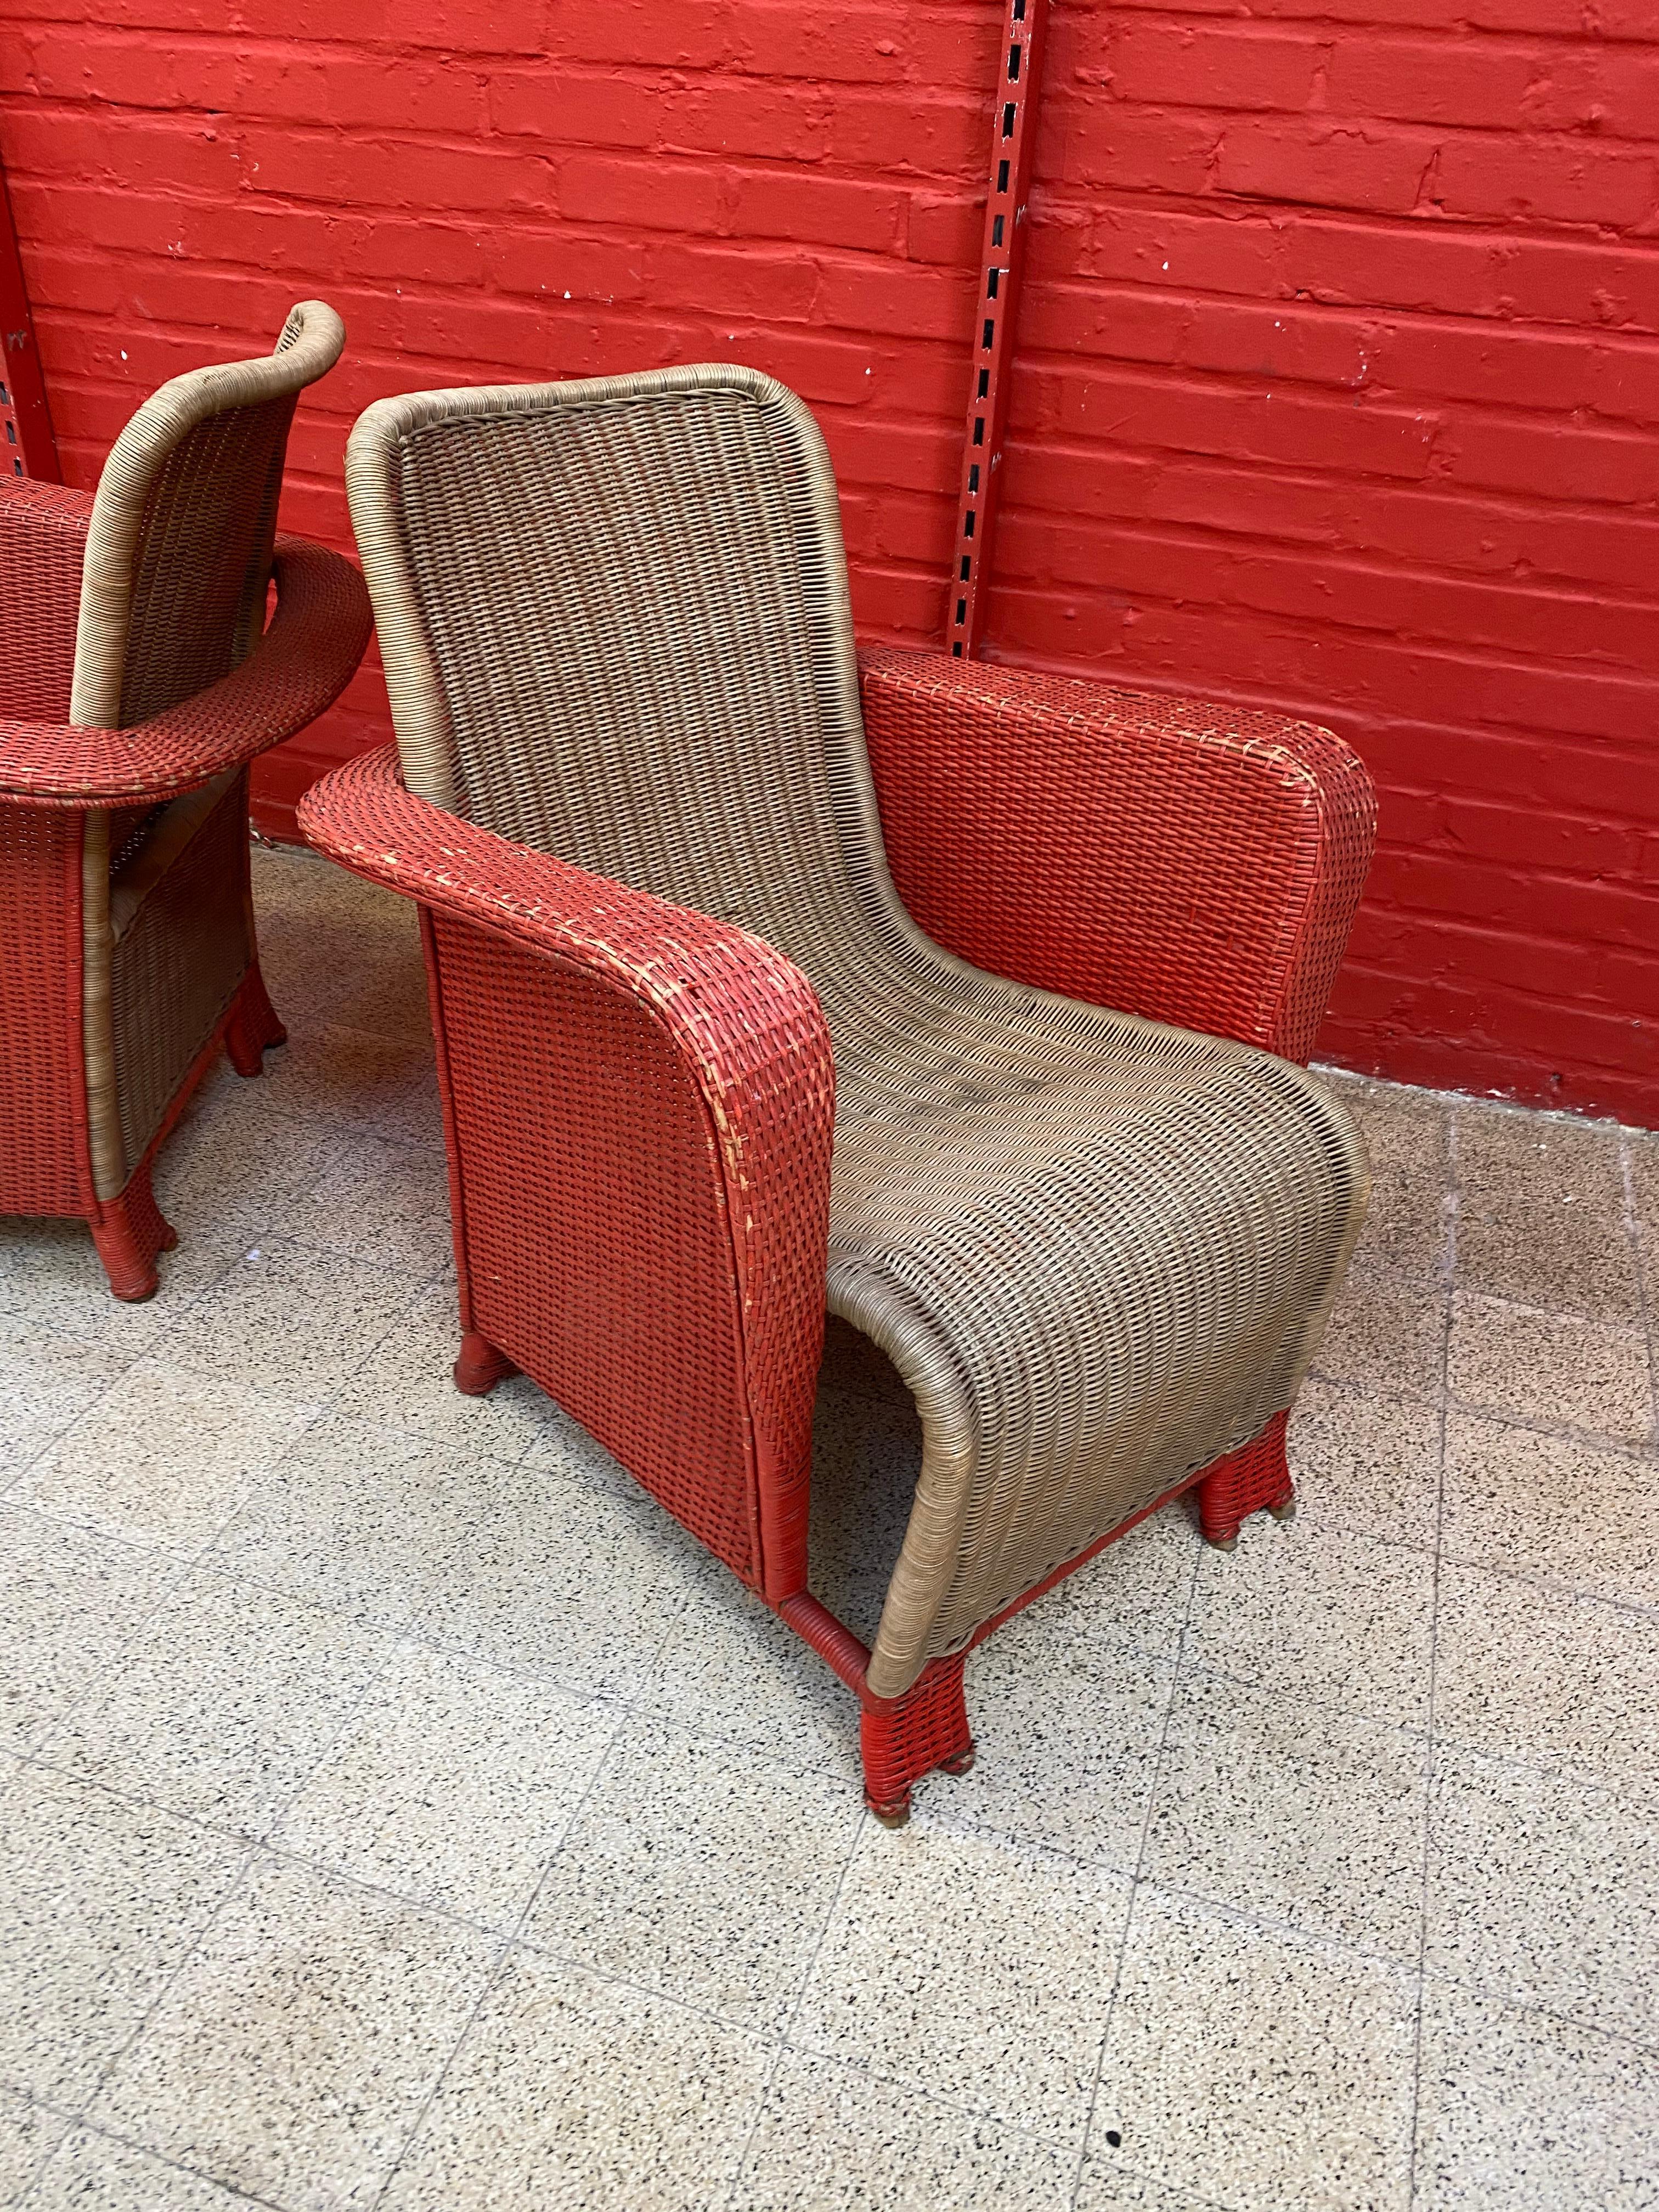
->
70, 300, 347, 731
347, 366, 942, 955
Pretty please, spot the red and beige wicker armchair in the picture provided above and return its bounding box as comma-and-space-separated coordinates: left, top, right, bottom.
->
301, 365, 1373, 1823
0, 302, 371, 1299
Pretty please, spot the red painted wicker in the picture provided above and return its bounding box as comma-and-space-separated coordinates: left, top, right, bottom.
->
0, 308, 371, 1299
303, 365, 1374, 1822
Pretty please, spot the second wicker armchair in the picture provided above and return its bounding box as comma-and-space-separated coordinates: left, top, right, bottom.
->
0, 302, 371, 1299
302, 365, 1373, 1822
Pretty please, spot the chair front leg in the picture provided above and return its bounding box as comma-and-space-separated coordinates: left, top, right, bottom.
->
89, 1160, 178, 1302
1195, 1410, 1296, 1550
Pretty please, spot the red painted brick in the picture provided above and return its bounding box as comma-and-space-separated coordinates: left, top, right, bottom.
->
7, 0, 1657, 1124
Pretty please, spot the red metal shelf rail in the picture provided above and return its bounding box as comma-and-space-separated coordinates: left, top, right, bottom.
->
945, 0, 1047, 658
0, 150, 60, 482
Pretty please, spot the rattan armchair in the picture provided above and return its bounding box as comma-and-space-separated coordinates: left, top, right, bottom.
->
301, 365, 1373, 1823
0, 303, 371, 1299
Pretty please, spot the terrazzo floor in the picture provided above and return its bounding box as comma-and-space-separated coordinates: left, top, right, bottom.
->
3, 841, 1658, 2211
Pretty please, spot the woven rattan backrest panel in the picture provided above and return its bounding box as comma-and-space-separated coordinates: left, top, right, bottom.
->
116, 392, 296, 726
386, 370, 889, 956
71, 302, 346, 732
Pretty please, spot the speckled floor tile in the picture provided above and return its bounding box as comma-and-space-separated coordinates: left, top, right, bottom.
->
731, 2049, 1079, 2211
792, 1821, 1130, 2145
0, 1508, 180, 1754
0, 1319, 132, 1486
208, 1413, 548, 1635
1425, 1748, 1659, 2045
0, 1216, 187, 1352
1142, 1669, 1429, 1962
1414, 1980, 1659, 2211
322, 945, 436, 1045
0, 1763, 247, 2107
1455, 1105, 1639, 1322
10, 1360, 315, 1552
31, 2127, 266, 2210
44, 1570, 395, 1839
410, 1451, 692, 1696
1346, 1080, 1452, 1280
160, 1237, 413, 1402
633, 1550, 860, 1785
378, 1951, 771, 2211
151, 1069, 346, 1240
1183, 1513, 1436, 1730
277, 1644, 614, 1930
1440, 1408, 1659, 1610
266, 1132, 455, 1281
1447, 1290, 1654, 1444
0, 2087, 71, 2201
250, 1021, 442, 1153
91, 1857, 499, 2212
1311, 1261, 1447, 1402
1095, 1886, 1417, 2211
331, 1280, 581, 1462
1027, 1506, 1204, 1661
525, 1714, 862, 2033
1434, 1562, 1659, 1805
941, 1612, 1176, 1870
1075, 2157, 1230, 2211
1286, 1373, 1442, 1551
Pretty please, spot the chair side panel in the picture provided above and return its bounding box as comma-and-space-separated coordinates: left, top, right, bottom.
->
109, 770, 252, 1178
0, 803, 90, 1214
427, 910, 761, 1587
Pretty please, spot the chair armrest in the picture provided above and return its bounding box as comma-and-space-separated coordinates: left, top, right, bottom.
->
859, 646, 1376, 1064
0, 480, 94, 720
298, 744, 836, 1602
0, 534, 372, 807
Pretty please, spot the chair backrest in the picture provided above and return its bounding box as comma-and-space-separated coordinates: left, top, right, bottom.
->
345, 365, 906, 988
70, 300, 346, 730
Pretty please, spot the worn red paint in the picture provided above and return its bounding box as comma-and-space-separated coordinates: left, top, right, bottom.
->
1, 0, 1654, 1121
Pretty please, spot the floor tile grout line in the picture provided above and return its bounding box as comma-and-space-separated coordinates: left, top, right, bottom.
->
14, 2107, 294, 2212
360, 1663, 639, 2212
1404, 1100, 1458, 2210
23, 1701, 1659, 2079
716, 1799, 873, 2212
1069, 1527, 1204, 2209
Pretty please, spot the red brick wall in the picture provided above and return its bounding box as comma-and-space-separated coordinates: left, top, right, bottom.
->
3, 1, 1656, 1120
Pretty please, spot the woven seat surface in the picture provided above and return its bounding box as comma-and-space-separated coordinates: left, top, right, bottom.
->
347, 364, 1367, 1694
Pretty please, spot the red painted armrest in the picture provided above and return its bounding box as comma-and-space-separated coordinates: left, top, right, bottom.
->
0, 535, 372, 807
859, 647, 1375, 1064
298, 744, 836, 1599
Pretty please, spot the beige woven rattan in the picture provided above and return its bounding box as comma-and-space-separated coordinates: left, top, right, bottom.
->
346, 365, 1369, 1698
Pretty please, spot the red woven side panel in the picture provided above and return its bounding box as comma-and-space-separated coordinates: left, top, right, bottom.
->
0, 802, 87, 1215
859, 647, 1375, 1064
0, 479, 88, 721
429, 911, 763, 1583
301, 746, 837, 1605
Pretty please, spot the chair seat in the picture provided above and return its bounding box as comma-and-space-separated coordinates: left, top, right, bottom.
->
823, 958, 1364, 1674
